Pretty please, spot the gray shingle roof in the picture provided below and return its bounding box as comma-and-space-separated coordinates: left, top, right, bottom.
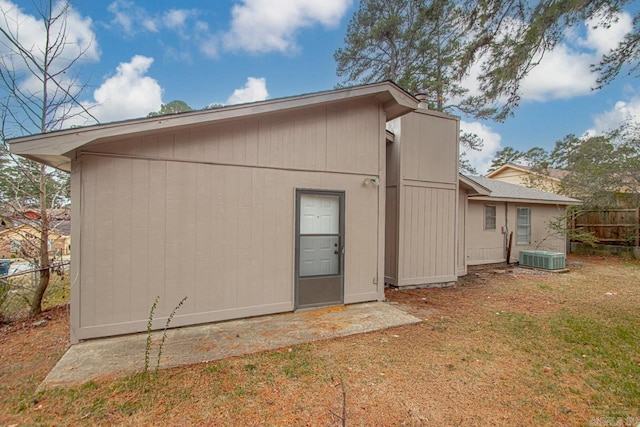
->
466, 176, 581, 204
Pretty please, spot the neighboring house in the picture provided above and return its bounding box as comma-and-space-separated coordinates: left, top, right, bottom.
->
486, 163, 567, 194
4, 207, 71, 222
462, 176, 581, 265
0, 222, 70, 259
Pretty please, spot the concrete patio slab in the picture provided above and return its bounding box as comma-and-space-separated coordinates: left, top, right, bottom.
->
40, 302, 420, 389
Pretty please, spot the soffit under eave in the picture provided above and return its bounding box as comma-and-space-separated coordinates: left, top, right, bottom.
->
17, 153, 71, 173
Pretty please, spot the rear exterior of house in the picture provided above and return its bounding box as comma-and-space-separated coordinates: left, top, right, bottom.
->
10, 82, 422, 343
463, 176, 580, 265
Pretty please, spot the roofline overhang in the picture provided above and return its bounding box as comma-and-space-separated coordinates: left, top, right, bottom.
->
459, 174, 491, 196
8, 81, 418, 172
468, 195, 582, 205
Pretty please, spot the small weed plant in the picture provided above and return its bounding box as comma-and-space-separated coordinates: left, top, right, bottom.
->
144, 295, 187, 373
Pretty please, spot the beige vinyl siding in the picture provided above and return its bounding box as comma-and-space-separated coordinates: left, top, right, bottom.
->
84, 101, 380, 176
384, 109, 459, 287
71, 100, 385, 342
465, 201, 568, 265
384, 135, 401, 285
384, 185, 399, 284
489, 167, 562, 193
466, 201, 507, 264
400, 112, 457, 183
457, 190, 467, 276
399, 185, 456, 284
506, 203, 566, 262
488, 168, 528, 186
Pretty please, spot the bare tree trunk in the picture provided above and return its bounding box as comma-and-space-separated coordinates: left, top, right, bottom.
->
29, 164, 50, 317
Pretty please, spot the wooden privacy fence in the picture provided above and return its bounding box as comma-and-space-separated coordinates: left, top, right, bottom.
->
571, 208, 640, 246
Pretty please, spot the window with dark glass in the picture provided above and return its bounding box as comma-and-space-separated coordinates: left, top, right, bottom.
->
484, 205, 496, 230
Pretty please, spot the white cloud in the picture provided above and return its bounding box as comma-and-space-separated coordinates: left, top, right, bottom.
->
520, 11, 633, 102
460, 11, 634, 105
0, 0, 99, 68
581, 11, 633, 55
68, 56, 163, 126
0, 0, 100, 132
223, 0, 352, 53
460, 121, 502, 175
586, 95, 640, 136
226, 77, 269, 104
106, 1, 351, 57
107, 0, 141, 34
107, 1, 200, 38
199, 36, 219, 58
163, 9, 191, 29
519, 46, 596, 102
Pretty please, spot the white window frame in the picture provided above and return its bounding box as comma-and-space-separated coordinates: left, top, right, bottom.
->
516, 207, 531, 245
484, 205, 496, 230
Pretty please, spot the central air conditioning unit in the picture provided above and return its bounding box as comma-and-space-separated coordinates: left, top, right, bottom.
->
519, 250, 566, 270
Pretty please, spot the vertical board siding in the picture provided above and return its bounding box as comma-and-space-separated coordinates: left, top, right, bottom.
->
86, 101, 377, 176
399, 185, 456, 282
79, 157, 380, 334
74, 99, 383, 339
401, 112, 457, 183
388, 110, 460, 287
384, 186, 399, 282
457, 191, 467, 275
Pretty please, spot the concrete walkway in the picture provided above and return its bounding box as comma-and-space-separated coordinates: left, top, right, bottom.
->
40, 302, 420, 389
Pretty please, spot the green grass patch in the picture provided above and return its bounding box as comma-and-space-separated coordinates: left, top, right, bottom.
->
276, 345, 315, 379
549, 311, 640, 416
491, 305, 640, 418
204, 360, 230, 375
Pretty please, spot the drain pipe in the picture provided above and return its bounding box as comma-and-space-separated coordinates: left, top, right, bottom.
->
505, 204, 509, 264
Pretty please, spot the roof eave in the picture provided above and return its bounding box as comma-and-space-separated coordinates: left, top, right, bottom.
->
9, 81, 418, 171
459, 174, 491, 196
468, 195, 582, 205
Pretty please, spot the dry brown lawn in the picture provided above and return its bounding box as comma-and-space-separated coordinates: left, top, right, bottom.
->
1, 255, 639, 426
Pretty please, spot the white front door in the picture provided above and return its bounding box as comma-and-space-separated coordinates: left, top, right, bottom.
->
295, 190, 344, 309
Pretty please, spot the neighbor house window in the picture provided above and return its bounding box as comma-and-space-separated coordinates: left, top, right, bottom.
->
484, 205, 496, 230
516, 207, 531, 245
10, 240, 21, 253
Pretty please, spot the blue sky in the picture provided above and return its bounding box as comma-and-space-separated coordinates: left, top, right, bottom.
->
2, 0, 639, 173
